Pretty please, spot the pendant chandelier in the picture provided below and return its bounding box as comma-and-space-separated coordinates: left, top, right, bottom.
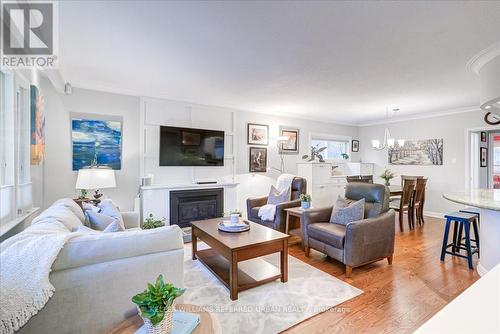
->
371, 108, 405, 151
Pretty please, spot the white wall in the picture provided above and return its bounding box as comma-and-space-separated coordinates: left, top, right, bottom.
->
41, 78, 498, 217
358, 111, 499, 215
41, 78, 140, 210
140, 97, 359, 213
233, 111, 359, 211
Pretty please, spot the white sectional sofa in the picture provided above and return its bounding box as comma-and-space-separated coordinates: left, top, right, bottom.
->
17, 199, 184, 334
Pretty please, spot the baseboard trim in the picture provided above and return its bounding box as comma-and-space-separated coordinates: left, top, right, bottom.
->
423, 211, 445, 219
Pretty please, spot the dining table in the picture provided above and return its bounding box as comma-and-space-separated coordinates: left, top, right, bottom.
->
388, 184, 402, 196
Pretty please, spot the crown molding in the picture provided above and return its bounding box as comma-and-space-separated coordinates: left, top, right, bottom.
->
357, 106, 481, 127
67, 80, 478, 129
69, 80, 359, 127
466, 42, 500, 74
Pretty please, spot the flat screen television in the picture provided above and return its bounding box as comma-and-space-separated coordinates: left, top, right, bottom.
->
159, 126, 224, 166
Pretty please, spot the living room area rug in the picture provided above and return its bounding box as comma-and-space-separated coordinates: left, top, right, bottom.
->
179, 243, 362, 334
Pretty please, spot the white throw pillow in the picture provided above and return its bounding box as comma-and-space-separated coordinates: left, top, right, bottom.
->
103, 221, 124, 233
267, 186, 291, 205
86, 211, 117, 231
53, 198, 86, 223
76, 225, 102, 234
98, 199, 125, 230
32, 204, 83, 232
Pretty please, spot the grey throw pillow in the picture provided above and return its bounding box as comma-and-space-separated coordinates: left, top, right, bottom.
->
86, 211, 116, 231
330, 196, 365, 226
267, 186, 291, 205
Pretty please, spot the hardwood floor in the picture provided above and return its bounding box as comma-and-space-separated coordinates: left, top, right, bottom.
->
284, 215, 480, 334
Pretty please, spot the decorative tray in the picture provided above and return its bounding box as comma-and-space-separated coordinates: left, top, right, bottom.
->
218, 220, 250, 233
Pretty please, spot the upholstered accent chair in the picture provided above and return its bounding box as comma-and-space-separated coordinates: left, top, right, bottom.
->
246, 177, 307, 232
301, 183, 395, 278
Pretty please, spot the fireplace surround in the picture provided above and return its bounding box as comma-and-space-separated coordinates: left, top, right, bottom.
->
169, 188, 224, 228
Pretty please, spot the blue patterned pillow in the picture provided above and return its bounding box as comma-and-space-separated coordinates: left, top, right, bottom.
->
330, 196, 365, 226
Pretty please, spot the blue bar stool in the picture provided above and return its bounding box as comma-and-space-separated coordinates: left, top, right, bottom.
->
458, 209, 480, 257
441, 212, 480, 269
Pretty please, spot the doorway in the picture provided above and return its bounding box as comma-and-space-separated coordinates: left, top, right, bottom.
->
489, 132, 500, 188
468, 128, 500, 189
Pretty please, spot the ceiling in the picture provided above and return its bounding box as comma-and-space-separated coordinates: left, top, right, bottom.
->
58, 1, 500, 125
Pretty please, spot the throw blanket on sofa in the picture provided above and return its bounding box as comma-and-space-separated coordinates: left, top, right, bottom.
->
0, 220, 77, 334
258, 173, 295, 221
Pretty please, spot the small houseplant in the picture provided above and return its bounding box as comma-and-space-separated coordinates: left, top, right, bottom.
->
380, 169, 395, 186
299, 193, 312, 209
302, 144, 327, 162
132, 274, 185, 334
143, 214, 166, 230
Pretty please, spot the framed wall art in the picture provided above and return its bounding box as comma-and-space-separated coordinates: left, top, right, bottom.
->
279, 126, 299, 154
249, 147, 267, 172
247, 123, 269, 146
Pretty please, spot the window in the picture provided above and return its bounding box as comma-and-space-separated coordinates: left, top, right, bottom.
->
311, 136, 349, 160
0, 70, 33, 225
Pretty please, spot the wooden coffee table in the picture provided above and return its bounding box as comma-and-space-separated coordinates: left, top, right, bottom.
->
191, 218, 290, 300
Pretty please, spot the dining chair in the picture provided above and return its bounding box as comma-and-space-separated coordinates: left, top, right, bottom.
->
390, 178, 417, 231
412, 178, 427, 226
400, 175, 423, 187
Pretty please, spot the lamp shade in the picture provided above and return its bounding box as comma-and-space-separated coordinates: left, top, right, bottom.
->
76, 167, 116, 190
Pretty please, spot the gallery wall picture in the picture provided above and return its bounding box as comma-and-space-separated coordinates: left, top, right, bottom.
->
388, 138, 443, 165
480, 147, 487, 167
249, 147, 267, 172
351, 140, 359, 152
30, 85, 45, 165
71, 114, 123, 170
279, 126, 299, 153
247, 123, 269, 145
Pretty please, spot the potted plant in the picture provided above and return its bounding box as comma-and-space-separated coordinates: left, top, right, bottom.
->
302, 144, 327, 162
132, 274, 185, 334
143, 214, 166, 230
380, 169, 395, 186
299, 194, 312, 209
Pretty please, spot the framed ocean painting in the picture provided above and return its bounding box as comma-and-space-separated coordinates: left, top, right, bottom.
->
30, 85, 45, 165
71, 114, 123, 170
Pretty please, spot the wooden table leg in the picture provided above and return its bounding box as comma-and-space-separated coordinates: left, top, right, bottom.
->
192, 227, 197, 260
285, 212, 290, 234
230, 251, 238, 300
281, 240, 288, 283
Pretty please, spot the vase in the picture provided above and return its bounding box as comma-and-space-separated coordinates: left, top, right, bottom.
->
301, 201, 311, 209
384, 180, 390, 186
140, 305, 174, 334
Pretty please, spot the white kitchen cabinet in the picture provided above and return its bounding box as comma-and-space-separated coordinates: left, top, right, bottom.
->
297, 163, 347, 208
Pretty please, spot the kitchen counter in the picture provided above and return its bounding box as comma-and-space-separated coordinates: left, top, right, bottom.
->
443, 189, 500, 276
443, 189, 500, 211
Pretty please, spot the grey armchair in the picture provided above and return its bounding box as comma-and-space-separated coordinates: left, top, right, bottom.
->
246, 177, 307, 232
301, 183, 395, 277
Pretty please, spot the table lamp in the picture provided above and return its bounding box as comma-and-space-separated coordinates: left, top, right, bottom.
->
76, 166, 116, 205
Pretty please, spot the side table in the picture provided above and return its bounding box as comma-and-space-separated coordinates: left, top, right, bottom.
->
284, 206, 309, 247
